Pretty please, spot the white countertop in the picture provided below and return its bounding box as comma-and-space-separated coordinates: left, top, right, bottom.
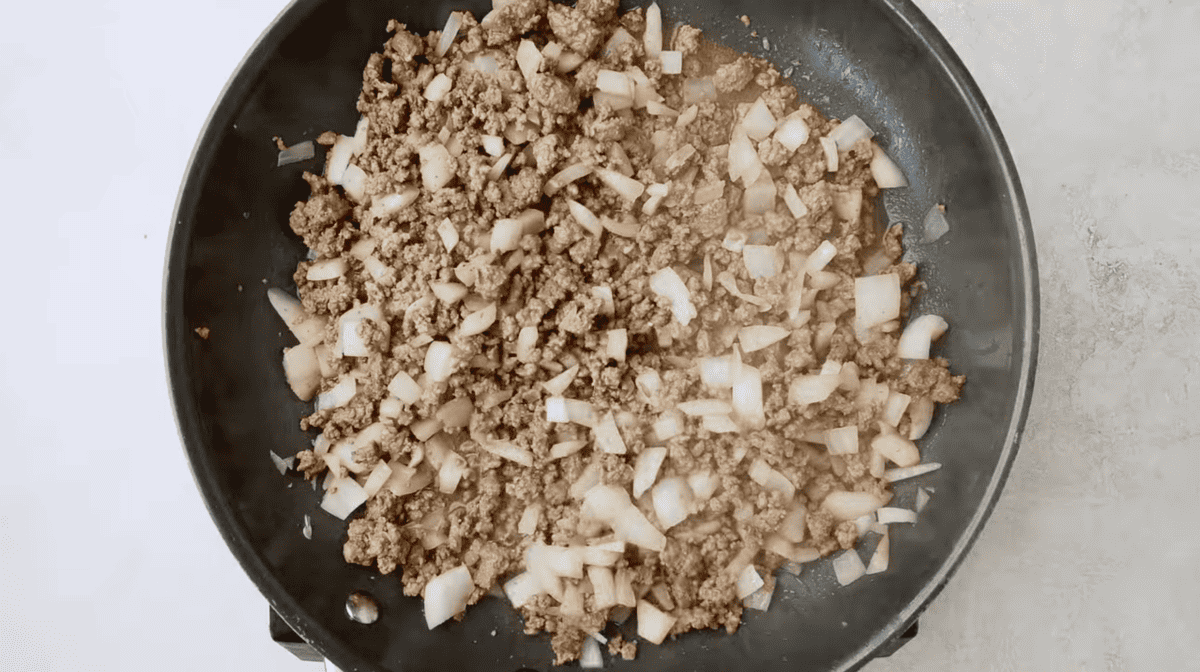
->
2, 1, 1195, 670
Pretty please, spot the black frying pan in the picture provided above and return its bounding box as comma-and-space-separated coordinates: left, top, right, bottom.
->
164, 1, 1038, 669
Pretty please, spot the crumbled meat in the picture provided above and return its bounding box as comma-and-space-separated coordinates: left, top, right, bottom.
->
713, 56, 756, 94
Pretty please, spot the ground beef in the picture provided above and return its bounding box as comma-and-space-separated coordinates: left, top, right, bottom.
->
274, 2, 962, 666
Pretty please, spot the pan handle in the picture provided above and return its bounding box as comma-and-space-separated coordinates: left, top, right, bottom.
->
873, 620, 919, 658
270, 607, 324, 662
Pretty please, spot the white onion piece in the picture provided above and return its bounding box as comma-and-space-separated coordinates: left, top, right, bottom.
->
602, 215, 640, 238
424, 73, 454, 102
379, 397, 403, 419
555, 50, 585, 73
283, 345, 321, 401
774, 117, 810, 152
607, 329, 627, 362
596, 69, 634, 98
593, 90, 633, 110
825, 426, 859, 455
486, 152, 513, 181
636, 370, 663, 406
916, 487, 931, 512
702, 414, 739, 434
737, 325, 789, 353
277, 140, 315, 167
687, 471, 720, 501
655, 49, 681, 75
320, 476, 368, 519
853, 514, 874, 537
596, 168, 645, 202
833, 550, 867, 586
436, 397, 473, 429
583, 547, 622, 568
727, 127, 762, 185
652, 477, 692, 529
742, 98, 777, 141
387, 371, 422, 405
649, 267, 698, 326
897, 315, 949, 360
651, 410, 683, 443
854, 274, 901, 332
316, 376, 357, 411
637, 600, 676, 645
805, 241, 838, 273
872, 431, 921, 468
923, 203, 950, 243
410, 418, 443, 443
424, 565, 474, 629
424, 341, 458, 382
489, 218, 524, 253
515, 326, 538, 363
683, 78, 716, 104
749, 458, 795, 499
820, 136, 839, 172
504, 571, 543, 608
643, 1, 663, 57
743, 173, 777, 215
326, 134, 355, 184
743, 245, 783, 279
778, 507, 806, 543
542, 365, 580, 396
516, 39, 542, 84
431, 281, 468, 305
587, 566, 617, 612
822, 491, 885, 521
480, 135, 505, 157
731, 365, 765, 430
646, 99, 678, 117
699, 356, 736, 388
567, 199, 604, 236
517, 504, 541, 536
788, 374, 840, 406
831, 187, 862, 222
481, 441, 534, 467
371, 186, 420, 219
437, 452, 466, 494
632, 446, 668, 498
613, 506, 667, 552
437, 218, 459, 252
870, 143, 907, 188
434, 12, 462, 57
876, 507, 917, 525
592, 286, 615, 315
743, 577, 774, 612
882, 391, 912, 427
865, 531, 890, 575
540, 40, 562, 59
581, 484, 632, 524
782, 183, 808, 219
602, 26, 634, 58
549, 439, 588, 460
828, 115, 875, 151
419, 143, 455, 190
594, 412, 628, 455
723, 230, 747, 253
339, 304, 386, 357
884, 462, 942, 483
908, 397, 935, 440
269, 450, 293, 476
735, 564, 765, 600
267, 288, 327, 346
545, 397, 597, 427
677, 399, 732, 416
579, 634, 604, 670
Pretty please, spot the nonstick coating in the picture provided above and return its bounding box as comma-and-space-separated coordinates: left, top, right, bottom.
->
164, 1, 1038, 670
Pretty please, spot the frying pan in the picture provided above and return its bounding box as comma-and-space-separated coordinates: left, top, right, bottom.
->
164, 0, 1038, 669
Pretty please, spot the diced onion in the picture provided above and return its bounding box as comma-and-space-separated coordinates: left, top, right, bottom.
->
882, 391, 912, 427
593, 412, 628, 454
550, 439, 588, 460
699, 356, 736, 388
423, 73, 454, 102
876, 507, 917, 525
283, 345, 320, 401
593, 90, 633, 110
735, 564, 764, 600
748, 458, 795, 499
460, 303, 496, 337
490, 218, 525, 252
908, 397, 935, 440
916, 487, 931, 512
646, 99, 678, 117
778, 507, 806, 543
822, 491, 885, 521
649, 267, 698, 326
923, 203, 950, 243
326, 134, 354, 184
481, 441, 534, 467
387, 371, 422, 405
504, 571, 544, 608
486, 152, 513, 181
424, 341, 458, 382
435, 397, 473, 429
687, 471, 720, 501
602, 27, 635, 58
277, 140, 315, 167
267, 288, 327, 346
632, 446, 668, 498
580, 633, 604, 669
424, 565, 473, 629
651, 477, 692, 529
596, 69, 635, 98
883, 462, 942, 483
728, 127, 762, 185
636, 600, 676, 645
655, 50, 680, 75
592, 286, 615, 315
782, 183, 808, 219
833, 550, 867, 586
774, 117, 810, 152
602, 215, 640, 238
419, 143, 455, 190
854, 274, 901, 332
596, 168, 645, 202
871, 430, 921, 468
738, 325, 789, 353
431, 281, 468, 305
865, 531, 890, 575
542, 365, 580, 395
820, 136, 839, 172
437, 452, 467, 494
831, 187, 863, 222
516, 39, 542, 84
434, 12, 462, 58
607, 329, 627, 362
743, 576, 774, 611
644, 2, 663, 57
702, 414, 739, 434
515, 326, 538, 362
678, 399, 732, 416
731, 364, 765, 430
316, 376, 357, 411
805, 241, 838, 273
788, 374, 840, 405
320, 476, 368, 519
546, 396, 597, 427
556, 50, 586, 73
742, 98, 777, 141
651, 410, 683, 443
518, 504, 541, 535
870, 143, 908, 188
897, 315, 949, 360
481, 135, 505, 157
437, 218, 459, 252
828, 115, 875, 151
825, 426, 859, 455
269, 450, 293, 476
567, 199, 604, 236
743, 245, 783, 279
743, 173, 777, 215
613, 506, 667, 552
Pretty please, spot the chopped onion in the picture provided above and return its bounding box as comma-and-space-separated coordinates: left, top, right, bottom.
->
276, 140, 315, 167
870, 143, 907, 188
742, 98, 777, 141
778, 507, 806, 543
321, 476, 368, 519
828, 115, 875, 151
587, 566, 617, 611
702, 414, 739, 434
594, 412, 628, 455
820, 136, 839, 172
643, 2, 663, 57
882, 391, 912, 427
379, 397, 403, 419
567, 199, 604, 236
602, 27, 635, 58
424, 565, 473, 629
749, 458, 795, 499
579, 634, 604, 669
504, 571, 543, 608
649, 267, 698, 326
607, 329, 627, 362
923, 203, 950, 243
581, 484, 632, 524
545, 396, 597, 427
267, 288, 327, 346
371, 186, 421, 219
865, 531, 890, 575
743, 576, 775, 612
703, 254, 713, 291
853, 514, 874, 537
410, 418, 442, 443
687, 471, 720, 501
596, 69, 634, 98
514, 326, 538, 363
788, 373, 840, 406
908, 397, 935, 440
593, 90, 633, 110
480, 135, 505, 157
854, 273, 901, 332
651, 410, 683, 443
316, 375, 356, 411
423, 73, 454, 102
774, 117, 810, 152
436, 218, 459, 252
677, 399, 732, 416
461, 302, 497, 336
636, 599, 676, 645
723, 230, 747, 253
871, 430, 921, 468
897, 314, 949, 360
269, 450, 293, 475
592, 286, 615, 315
517, 503, 541, 535
737, 325, 789, 353
652, 477, 692, 529
602, 215, 640, 238
825, 426, 859, 455
916, 487, 931, 512
884, 462, 942, 483
283, 345, 321, 401
596, 168, 645, 202
646, 99, 678, 117
542, 365, 580, 395
387, 371, 422, 405
636, 370, 663, 406
831, 186, 862, 222
436, 397, 473, 429
675, 106, 699, 130
658, 49, 682, 75
699, 356, 736, 388
486, 151, 513, 181
556, 50, 586, 73
683, 78, 716, 104
632, 446, 668, 498
613, 506, 667, 552
550, 439, 588, 460
743, 245, 783, 279
731, 365, 765, 430
516, 39, 542, 84
541, 40, 562, 60
876, 507, 917, 525
782, 183, 808, 219
583, 546, 622, 568
490, 218, 524, 252
833, 550, 867, 586
437, 452, 467, 494
822, 491, 885, 521
735, 564, 764, 600
743, 173, 777, 215
482, 441, 534, 467
727, 127, 762, 185
424, 341, 458, 382
805, 241, 838, 274
326, 134, 354, 184
717, 272, 773, 310
419, 143, 455, 190
434, 12, 462, 57
431, 281, 468, 305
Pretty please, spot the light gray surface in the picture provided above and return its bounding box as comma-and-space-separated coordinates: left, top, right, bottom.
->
0, 1, 1195, 670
